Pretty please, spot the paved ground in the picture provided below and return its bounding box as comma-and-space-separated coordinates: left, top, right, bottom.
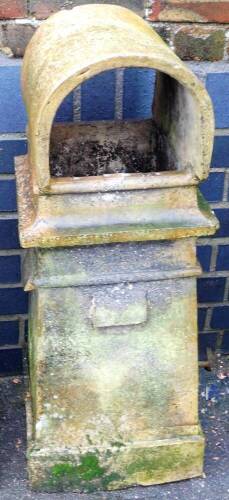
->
0, 364, 228, 500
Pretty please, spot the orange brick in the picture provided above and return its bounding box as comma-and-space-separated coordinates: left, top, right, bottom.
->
29, 1, 144, 20
0, 0, 27, 19
148, 1, 229, 23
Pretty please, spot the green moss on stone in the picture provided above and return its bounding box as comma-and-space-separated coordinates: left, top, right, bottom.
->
126, 445, 202, 479
43, 452, 122, 492
197, 189, 211, 214
52, 453, 105, 482
101, 472, 121, 489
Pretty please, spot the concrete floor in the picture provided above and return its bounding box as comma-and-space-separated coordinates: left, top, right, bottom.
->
0, 366, 228, 500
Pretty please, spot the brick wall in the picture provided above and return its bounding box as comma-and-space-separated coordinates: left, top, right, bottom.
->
0, 0, 228, 375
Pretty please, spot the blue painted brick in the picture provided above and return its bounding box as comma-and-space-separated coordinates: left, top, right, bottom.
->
197, 245, 212, 272
214, 209, 229, 238
0, 139, 27, 174
25, 319, 28, 342
0, 288, 28, 315
198, 332, 217, 361
0, 60, 73, 132
123, 68, 155, 120
221, 331, 229, 352
0, 219, 19, 249
0, 63, 26, 133
0, 70, 72, 130
211, 306, 229, 329
0, 180, 17, 211
216, 245, 229, 271
211, 136, 229, 168
198, 308, 207, 331
0, 255, 21, 284
0, 321, 19, 345
206, 73, 229, 129
81, 70, 116, 121
54, 93, 74, 123
197, 277, 226, 303
200, 172, 224, 202
0, 348, 22, 375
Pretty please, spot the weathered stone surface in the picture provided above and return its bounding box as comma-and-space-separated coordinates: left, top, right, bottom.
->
147, 1, 229, 23
29, 0, 145, 19
23, 239, 201, 290
0, 0, 27, 19
174, 26, 225, 61
26, 241, 204, 491
28, 437, 204, 491
16, 152, 218, 247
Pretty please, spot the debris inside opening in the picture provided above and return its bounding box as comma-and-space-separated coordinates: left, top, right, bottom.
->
50, 119, 176, 178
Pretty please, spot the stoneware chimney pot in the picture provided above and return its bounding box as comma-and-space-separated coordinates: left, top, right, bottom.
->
15, 4, 219, 492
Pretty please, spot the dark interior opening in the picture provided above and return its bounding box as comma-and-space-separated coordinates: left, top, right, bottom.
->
50, 119, 177, 177
49, 68, 177, 178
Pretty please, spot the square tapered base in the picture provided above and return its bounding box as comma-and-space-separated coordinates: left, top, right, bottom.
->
25, 240, 205, 492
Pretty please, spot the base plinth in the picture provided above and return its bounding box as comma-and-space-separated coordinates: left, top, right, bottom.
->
28, 435, 204, 492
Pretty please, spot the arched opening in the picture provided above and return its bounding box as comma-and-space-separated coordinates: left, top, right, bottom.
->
49, 67, 184, 180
